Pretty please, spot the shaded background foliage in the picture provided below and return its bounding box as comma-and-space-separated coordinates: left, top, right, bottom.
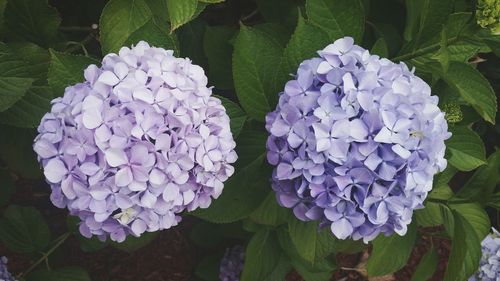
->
0, 0, 498, 280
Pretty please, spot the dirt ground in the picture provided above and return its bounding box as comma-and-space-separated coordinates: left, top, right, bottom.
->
0, 177, 454, 281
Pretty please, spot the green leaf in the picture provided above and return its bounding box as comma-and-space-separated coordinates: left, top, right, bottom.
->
288, 220, 319, 265
456, 150, 500, 204
177, 19, 208, 68
199, 0, 224, 3
415, 202, 443, 227
78, 236, 108, 253
276, 228, 337, 281
449, 203, 490, 241
100, 0, 152, 54
402, 0, 453, 47
111, 232, 158, 252
306, 0, 365, 42
167, 0, 198, 32
189, 221, 224, 249
433, 166, 457, 192
0, 0, 6, 35
125, 19, 179, 54
241, 229, 287, 281
0, 86, 54, 128
204, 26, 236, 89
27, 267, 91, 281
216, 96, 246, 138
440, 204, 455, 237
430, 28, 450, 73
0, 169, 14, 206
371, 38, 389, 57
7, 42, 50, 86
0, 43, 35, 112
195, 253, 223, 281
233, 24, 285, 121
144, 0, 169, 25
0, 125, 41, 179
255, 0, 298, 29
443, 212, 482, 281
0, 205, 50, 253
293, 263, 333, 281
428, 184, 454, 200
280, 16, 330, 82
410, 246, 438, 281
261, 255, 292, 281
48, 50, 100, 96
446, 126, 487, 171
366, 223, 417, 276
5, 0, 61, 47
287, 218, 349, 266
250, 192, 289, 226
442, 61, 497, 124
191, 124, 270, 223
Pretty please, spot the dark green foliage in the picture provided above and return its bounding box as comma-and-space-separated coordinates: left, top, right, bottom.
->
0, 0, 498, 280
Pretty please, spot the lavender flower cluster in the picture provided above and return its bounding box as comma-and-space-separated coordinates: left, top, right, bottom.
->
33, 41, 237, 242
219, 245, 245, 281
0, 257, 16, 281
469, 228, 500, 281
266, 37, 450, 242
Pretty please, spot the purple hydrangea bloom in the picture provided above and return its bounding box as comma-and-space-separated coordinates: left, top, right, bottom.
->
265, 37, 450, 242
469, 228, 500, 281
34, 41, 237, 242
219, 245, 245, 281
0, 257, 16, 281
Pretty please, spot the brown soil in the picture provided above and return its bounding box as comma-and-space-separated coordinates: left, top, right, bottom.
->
1, 178, 452, 281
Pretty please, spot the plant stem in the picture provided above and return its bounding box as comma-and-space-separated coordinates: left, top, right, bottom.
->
391, 37, 460, 62
66, 34, 95, 55
19, 232, 71, 278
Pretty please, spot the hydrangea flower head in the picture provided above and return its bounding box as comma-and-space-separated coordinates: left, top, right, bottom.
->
34, 41, 237, 242
219, 245, 245, 281
476, 0, 500, 35
265, 37, 450, 242
0, 257, 16, 281
469, 228, 500, 281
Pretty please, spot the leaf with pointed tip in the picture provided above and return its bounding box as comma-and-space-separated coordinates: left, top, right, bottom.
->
233, 24, 285, 121
167, 0, 198, 32
442, 62, 496, 124
125, 18, 179, 54
306, 0, 365, 42
5, 0, 61, 46
48, 50, 100, 96
216, 96, 246, 138
367, 224, 417, 276
0, 43, 34, 112
446, 126, 487, 171
100, 0, 152, 54
0, 86, 54, 128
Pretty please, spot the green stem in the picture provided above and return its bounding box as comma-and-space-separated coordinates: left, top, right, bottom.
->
66, 34, 94, 55
19, 232, 71, 278
391, 36, 460, 62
